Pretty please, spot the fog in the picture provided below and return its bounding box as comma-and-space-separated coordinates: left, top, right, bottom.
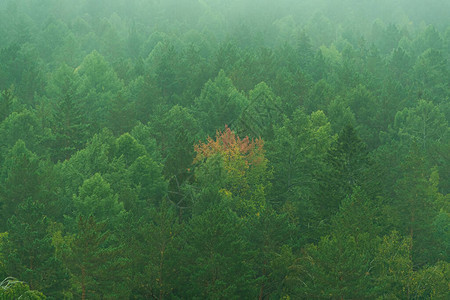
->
0, 1, 448, 299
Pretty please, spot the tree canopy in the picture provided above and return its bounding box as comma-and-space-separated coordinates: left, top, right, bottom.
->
0, 0, 448, 298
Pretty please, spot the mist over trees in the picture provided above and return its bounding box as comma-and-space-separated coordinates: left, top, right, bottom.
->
0, 0, 449, 299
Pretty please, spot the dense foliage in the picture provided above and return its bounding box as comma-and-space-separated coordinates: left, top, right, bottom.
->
0, 0, 449, 299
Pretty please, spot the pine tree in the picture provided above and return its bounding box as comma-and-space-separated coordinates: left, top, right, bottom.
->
0, 140, 40, 230
65, 216, 126, 300
170, 205, 256, 299
3, 199, 69, 299
46, 64, 88, 161
73, 173, 124, 225
119, 200, 179, 299
0, 87, 14, 123
194, 70, 247, 135
318, 124, 369, 223
391, 147, 440, 267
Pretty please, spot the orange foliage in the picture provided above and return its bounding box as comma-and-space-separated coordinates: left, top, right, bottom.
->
194, 125, 264, 167
193, 126, 268, 217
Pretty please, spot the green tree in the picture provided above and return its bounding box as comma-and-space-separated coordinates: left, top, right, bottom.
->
245, 209, 295, 299
55, 129, 118, 204
388, 100, 449, 192
235, 82, 283, 140
73, 173, 124, 225
411, 261, 450, 299
305, 78, 335, 113
0, 140, 40, 230
345, 84, 382, 147
318, 125, 370, 224
145, 40, 182, 105
388, 47, 413, 81
288, 189, 381, 298
130, 75, 164, 124
0, 109, 50, 158
97, 19, 125, 60
413, 49, 449, 103
0, 277, 46, 299
373, 23, 402, 54
0, 87, 14, 123
194, 70, 248, 135
294, 30, 314, 71
0, 232, 6, 277
77, 51, 123, 133
64, 216, 126, 300
266, 109, 334, 240
373, 231, 413, 298
413, 25, 444, 54
390, 149, 441, 267
120, 200, 179, 299
114, 133, 146, 168
170, 205, 256, 299
148, 105, 201, 184
56, 129, 165, 220
45, 63, 88, 161
128, 155, 167, 214
38, 18, 79, 67
0, 43, 44, 105
178, 41, 214, 106
2, 199, 68, 299
392, 100, 448, 153
107, 87, 137, 135
327, 97, 357, 134
293, 234, 376, 298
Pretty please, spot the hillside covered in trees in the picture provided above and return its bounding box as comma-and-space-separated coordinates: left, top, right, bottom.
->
0, 0, 449, 299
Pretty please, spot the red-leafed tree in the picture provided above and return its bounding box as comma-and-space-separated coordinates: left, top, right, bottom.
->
192, 126, 270, 216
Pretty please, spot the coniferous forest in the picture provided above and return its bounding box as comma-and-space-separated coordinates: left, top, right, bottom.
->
0, 0, 449, 299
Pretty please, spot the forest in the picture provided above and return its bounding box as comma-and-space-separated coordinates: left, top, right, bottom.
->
0, 0, 449, 299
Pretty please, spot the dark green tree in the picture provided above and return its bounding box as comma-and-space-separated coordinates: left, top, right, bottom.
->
194, 70, 247, 135
170, 205, 256, 299
266, 109, 333, 241
128, 155, 167, 214
65, 216, 126, 300
0, 140, 40, 230
318, 125, 370, 222
235, 82, 283, 140
77, 51, 123, 133
2, 199, 68, 299
45, 63, 88, 161
146, 41, 181, 104
413, 49, 449, 103
0, 109, 49, 158
288, 189, 381, 299
0, 87, 14, 123
73, 173, 124, 225
107, 87, 137, 135
148, 105, 201, 183
245, 209, 295, 299
120, 200, 179, 299
390, 148, 441, 267
388, 100, 449, 192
